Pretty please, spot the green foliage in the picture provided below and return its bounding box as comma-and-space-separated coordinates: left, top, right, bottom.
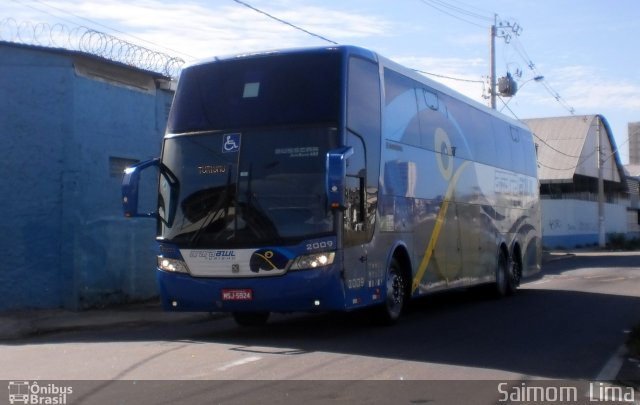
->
607, 234, 640, 251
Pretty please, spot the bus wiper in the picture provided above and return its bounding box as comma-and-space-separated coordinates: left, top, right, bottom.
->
241, 164, 283, 243
189, 165, 233, 246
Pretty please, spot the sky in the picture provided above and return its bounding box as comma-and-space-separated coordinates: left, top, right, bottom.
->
4, 0, 640, 163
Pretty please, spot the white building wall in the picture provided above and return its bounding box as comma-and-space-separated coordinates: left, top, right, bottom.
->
627, 210, 640, 235
542, 199, 627, 248
629, 122, 640, 165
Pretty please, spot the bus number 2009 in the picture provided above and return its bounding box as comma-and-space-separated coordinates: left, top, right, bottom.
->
306, 240, 334, 251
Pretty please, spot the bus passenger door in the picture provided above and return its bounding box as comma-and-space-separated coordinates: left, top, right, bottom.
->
342, 133, 368, 293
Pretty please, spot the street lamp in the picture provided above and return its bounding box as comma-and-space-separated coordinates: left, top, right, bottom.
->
527, 75, 545, 85
499, 75, 544, 112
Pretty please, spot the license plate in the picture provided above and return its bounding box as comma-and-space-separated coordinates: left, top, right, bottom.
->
222, 289, 253, 301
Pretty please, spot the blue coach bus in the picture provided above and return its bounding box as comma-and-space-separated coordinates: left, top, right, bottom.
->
122, 45, 541, 325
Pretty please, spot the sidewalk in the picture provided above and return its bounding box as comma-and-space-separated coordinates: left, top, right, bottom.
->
0, 300, 214, 341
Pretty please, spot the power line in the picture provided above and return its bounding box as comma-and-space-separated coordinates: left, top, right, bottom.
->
12, 0, 582, 114
441, 0, 495, 19
413, 68, 485, 84
12, 0, 482, 86
498, 96, 588, 164
417, 0, 490, 28
423, 0, 493, 22
532, 122, 626, 172
231, 0, 338, 45
535, 139, 598, 171
415, 1, 575, 116
502, 97, 627, 171
508, 36, 576, 115
231, 1, 483, 86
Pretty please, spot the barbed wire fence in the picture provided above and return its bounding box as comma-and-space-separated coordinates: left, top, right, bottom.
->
0, 19, 185, 78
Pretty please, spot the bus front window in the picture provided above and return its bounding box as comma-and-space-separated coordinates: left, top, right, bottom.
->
159, 128, 338, 248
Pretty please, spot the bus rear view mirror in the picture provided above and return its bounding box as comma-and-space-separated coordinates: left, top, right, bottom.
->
326, 146, 353, 210
122, 158, 160, 218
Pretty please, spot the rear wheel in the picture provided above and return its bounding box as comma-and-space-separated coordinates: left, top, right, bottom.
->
232, 311, 270, 327
377, 258, 406, 324
495, 251, 517, 297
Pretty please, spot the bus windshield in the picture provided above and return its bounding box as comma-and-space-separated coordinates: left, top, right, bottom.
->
158, 128, 338, 248
158, 50, 344, 248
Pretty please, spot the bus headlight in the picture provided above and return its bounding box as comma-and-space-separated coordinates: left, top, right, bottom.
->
290, 252, 335, 270
157, 256, 190, 274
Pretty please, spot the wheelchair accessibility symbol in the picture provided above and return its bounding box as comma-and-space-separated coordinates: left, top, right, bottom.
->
222, 133, 241, 153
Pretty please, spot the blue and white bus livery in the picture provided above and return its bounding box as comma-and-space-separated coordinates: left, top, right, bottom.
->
122, 45, 541, 326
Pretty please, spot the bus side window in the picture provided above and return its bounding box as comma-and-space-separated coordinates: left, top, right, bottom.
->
428, 92, 472, 160
382, 68, 420, 147
348, 57, 381, 145
492, 121, 513, 171
467, 108, 496, 165
509, 126, 525, 174
521, 131, 538, 177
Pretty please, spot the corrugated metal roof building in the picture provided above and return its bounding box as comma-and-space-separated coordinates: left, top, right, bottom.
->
523, 115, 636, 248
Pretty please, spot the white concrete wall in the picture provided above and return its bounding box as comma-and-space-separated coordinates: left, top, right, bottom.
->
542, 199, 627, 248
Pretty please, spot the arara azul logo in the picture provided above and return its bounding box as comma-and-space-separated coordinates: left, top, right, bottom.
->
249, 249, 290, 273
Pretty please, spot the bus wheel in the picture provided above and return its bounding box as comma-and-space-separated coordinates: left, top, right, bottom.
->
495, 251, 517, 297
378, 258, 406, 324
232, 311, 270, 327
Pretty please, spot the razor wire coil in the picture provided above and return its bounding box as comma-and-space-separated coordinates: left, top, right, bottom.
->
0, 19, 184, 78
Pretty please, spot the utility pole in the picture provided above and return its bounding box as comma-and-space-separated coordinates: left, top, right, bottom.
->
489, 15, 521, 109
597, 116, 606, 248
489, 16, 497, 109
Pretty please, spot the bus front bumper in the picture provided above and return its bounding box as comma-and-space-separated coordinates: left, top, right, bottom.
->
156, 267, 347, 313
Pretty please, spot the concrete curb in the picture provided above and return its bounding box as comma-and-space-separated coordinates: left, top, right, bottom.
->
542, 250, 575, 264
0, 303, 216, 341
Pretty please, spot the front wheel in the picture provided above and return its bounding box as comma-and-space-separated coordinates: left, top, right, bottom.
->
377, 258, 407, 324
232, 311, 270, 327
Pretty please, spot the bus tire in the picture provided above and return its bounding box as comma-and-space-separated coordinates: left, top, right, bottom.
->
495, 250, 517, 297
232, 311, 270, 327
377, 258, 406, 324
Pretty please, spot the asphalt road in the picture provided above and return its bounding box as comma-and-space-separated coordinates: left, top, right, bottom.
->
2, 251, 640, 404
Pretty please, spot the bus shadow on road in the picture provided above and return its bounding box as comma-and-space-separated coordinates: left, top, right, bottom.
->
192, 285, 640, 380
10, 252, 640, 381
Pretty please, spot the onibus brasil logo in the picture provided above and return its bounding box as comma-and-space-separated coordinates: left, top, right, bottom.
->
8, 381, 73, 404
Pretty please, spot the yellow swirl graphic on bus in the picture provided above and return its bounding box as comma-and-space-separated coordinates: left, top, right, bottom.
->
411, 160, 470, 294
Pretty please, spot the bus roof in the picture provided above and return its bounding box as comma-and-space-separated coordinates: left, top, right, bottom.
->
183, 45, 376, 69
182, 45, 529, 132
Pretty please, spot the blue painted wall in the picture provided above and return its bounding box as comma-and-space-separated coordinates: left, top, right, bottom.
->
0, 42, 173, 310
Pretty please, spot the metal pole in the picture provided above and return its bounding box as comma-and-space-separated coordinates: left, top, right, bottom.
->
597, 116, 606, 247
490, 16, 496, 109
